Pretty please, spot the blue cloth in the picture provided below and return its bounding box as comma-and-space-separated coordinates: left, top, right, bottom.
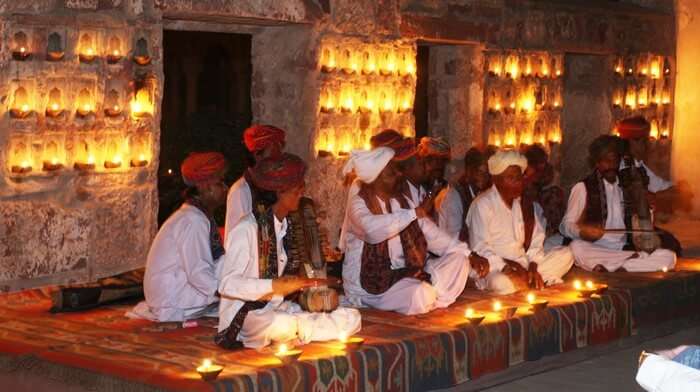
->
673, 346, 700, 370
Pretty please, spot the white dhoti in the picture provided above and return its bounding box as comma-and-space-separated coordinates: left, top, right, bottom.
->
238, 297, 362, 349
637, 354, 700, 392
477, 246, 575, 295
359, 251, 469, 315
570, 240, 676, 272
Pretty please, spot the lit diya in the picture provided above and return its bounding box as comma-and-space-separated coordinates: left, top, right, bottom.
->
274, 343, 303, 365
196, 358, 223, 381
463, 307, 485, 326
338, 331, 364, 350
526, 292, 548, 312
493, 300, 517, 319
573, 279, 597, 298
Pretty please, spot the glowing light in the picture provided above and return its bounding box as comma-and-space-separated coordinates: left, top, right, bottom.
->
277, 343, 288, 355
573, 280, 582, 290
20, 160, 30, 168
493, 300, 502, 312
585, 280, 594, 289
51, 157, 58, 165
339, 331, 348, 343
662, 266, 668, 273
87, 155, 95, 165
527, 293, 536, 304
20, 104, 29, 112
167, 169, 173, 175
19, 47, 26, 53
494, 103, 501, 111
465, 308, 474, 318
50, 103, 59, 111
138, 154, 146, 161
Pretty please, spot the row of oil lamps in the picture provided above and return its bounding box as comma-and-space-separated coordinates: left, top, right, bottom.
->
319, 85, 413, 114
612, 83, 672, 110
613, 55, 671, 79
315, 127, 414, 157
487, 52, 564, 80
10, 152, 149, 174
319, 44, 416, 77
488, 124, 562, 148
486, 86, 562, 115
11, 31, 151, 65
8, 87, 154, 120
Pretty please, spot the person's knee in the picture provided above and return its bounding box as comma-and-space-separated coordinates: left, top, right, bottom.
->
653, 248, 677, 267
405, 282, 437, 315
488, 273, 516, 295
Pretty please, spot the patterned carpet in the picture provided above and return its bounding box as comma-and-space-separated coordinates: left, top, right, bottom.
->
1, 259, 699, 392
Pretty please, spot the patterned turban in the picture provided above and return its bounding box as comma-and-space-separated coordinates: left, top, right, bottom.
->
390, 137, 417, 161
181, 152, 227, 186
243, 124, 286, 153
488, 150, 527, 176
370, 129, 404, 149
417, 137, 451, 158
617, 116, 650, 140
249, 153, 307, 192
342, 147, 395, 184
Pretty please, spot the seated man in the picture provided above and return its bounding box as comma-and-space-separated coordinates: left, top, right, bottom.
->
467, 150, 574, 295
637, 346, 700, 391
561, 135, 676, 272
342, 147, 478, 315
217, 153, 360, 349
225, 124, 285, 237
436, 147, 490, 241
618, 116, 686, 254
132, 152, 228, 322
522, 145, 567, 250
397, 140, 428, 206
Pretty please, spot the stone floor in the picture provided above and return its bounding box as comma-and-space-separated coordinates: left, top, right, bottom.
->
482, 325, 700, 392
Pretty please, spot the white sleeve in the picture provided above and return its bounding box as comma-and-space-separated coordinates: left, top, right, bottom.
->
436, 187, 464, 239
526, 203, 547, 263
419, 216, 471, 257
636, 354, 700, 392
218, 221, 273, 301
348, 193, 418, 244
643, 163, 673, 193
224, 179, 252, 239
179, 218, 219, 301
560, 182, 586, 239
466, 201, 505, 272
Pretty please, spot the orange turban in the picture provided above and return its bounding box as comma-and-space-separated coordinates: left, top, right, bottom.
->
417, 137, 451, 158
617, 117, 650, 140
390, 137, 417, 161
181, 152, 226, 186
249, 153, 307, 192
243, 124, 286, 153
370, 129, 404, 149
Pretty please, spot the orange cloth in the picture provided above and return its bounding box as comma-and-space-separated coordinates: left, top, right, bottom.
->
617, 116, 650, 139
249, 153, 306, 192
243, 124, 286, 153
180, 152, 226, 186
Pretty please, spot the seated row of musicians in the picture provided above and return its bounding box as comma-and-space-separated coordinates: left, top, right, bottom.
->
134, 118, 682, 350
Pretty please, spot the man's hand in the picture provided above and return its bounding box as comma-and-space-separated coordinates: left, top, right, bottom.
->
469, 252, 490, 278
271, 276, 332, 297
415, 192, 435, 219
502, 259, 527, 277
527, 262, 545, 290
579, 224, 605, 242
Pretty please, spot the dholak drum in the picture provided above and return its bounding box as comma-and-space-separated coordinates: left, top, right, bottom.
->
297, 287, 339, 313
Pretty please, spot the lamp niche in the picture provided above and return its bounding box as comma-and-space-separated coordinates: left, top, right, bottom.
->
46, 32, 64, 61
10, 87, 32, 119
46, 88, 64, 118
12, 32, 31, 61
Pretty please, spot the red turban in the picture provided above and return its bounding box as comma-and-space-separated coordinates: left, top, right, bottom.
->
417, 137, 451, 158
370, 129, 404, 149
617, 117, 650, 139
243, 124, 286, 153
181, 152, 226, 186
249, 153, 307, 192
391, 137, 417, 161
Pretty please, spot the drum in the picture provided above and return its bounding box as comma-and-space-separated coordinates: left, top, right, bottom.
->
297, 287, 339, 313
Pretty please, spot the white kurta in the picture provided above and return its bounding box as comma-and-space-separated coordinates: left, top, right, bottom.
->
466, 186, 574, 295
133, 204, 220, 322
561, 180, 676, 272
404, 180, 426, 206
436, 184, 475, 240
338, 179, 362, 252
620, 159, 673, 193
218, 213, 361, 349
637, 354, 700, 392
342, 191, 471, 315
224, 176, 253, 240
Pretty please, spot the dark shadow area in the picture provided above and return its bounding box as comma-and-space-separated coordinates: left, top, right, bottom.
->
414, 44, 430, 139
159, 30, 252, 226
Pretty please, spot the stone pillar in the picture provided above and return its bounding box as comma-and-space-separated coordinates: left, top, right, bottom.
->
672, 0, 700, 216
560, 54, 612, 189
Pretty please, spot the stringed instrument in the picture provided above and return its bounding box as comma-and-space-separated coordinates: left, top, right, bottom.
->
618, 156, 661, 253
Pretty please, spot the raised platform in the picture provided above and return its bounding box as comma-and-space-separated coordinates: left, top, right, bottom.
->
1, 260, 700, 392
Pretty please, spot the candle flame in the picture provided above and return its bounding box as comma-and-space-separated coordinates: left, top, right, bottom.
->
339, 331, 348, 343
19, 47, 26, 53
465, 308, 474, 318
585, 280, 594, 289
527, 292, 535, 304
86, 48, 94, 56
662, 266, 668, 273
615, 66, 622, 73
51, 103, 59, 111
20, 104, 30, 112
494, 103, 501, 111
277, 343, 288, 355
20, 160, 30, 168
493, 300, 502, 312
573, 280, 582, 290
167, 169, 173, 175
202, 359, 212, 369
83, 104, 92, 112
51, 157, 58, 165
112, 155, 122, 164
87, 155, 95, 165
113, 49, 120, 56
138, 154, 146, 161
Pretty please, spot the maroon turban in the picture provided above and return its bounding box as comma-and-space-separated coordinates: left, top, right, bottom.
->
617, 116, 650, 140
391, 137, 417, 161
249, 153, 307, 192
181, 152, 226, 186
243, 124, 286, 153
417, 137, 451, 158
370, 129, 404, 149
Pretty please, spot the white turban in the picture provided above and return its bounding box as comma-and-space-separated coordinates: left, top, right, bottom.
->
488, 150, 527, 176
342, 147, 395, 184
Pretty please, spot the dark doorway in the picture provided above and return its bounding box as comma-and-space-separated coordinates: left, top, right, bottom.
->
414, 45, 430, 139
159, 30, 252, 225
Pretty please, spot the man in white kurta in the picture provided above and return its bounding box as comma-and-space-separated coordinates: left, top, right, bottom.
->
342, 147, 473, 315
224, 124, 286, 239
131, 152, 228, 322
467, 151, 574, 295
560, 135, 676, 272
637, 349, 700, 392
218, 153, 361, 349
